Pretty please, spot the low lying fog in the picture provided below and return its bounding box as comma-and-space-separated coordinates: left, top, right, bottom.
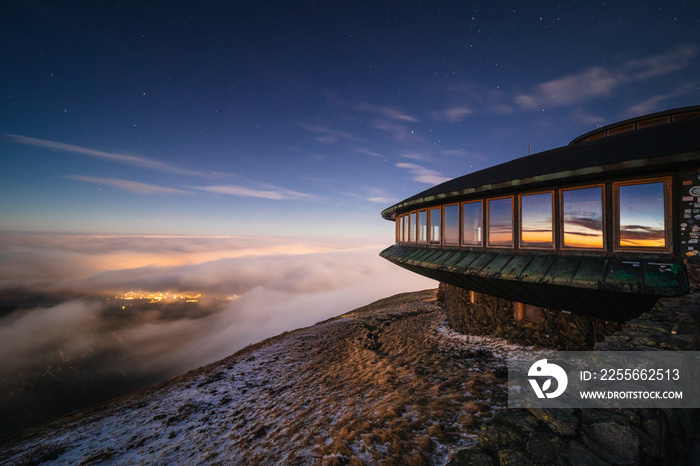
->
0, 232, 434, 435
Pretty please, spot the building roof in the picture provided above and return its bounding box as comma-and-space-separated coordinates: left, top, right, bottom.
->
382, 106, 700, 220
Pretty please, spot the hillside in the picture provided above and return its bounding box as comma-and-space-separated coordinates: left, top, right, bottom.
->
0, 289, 520, 465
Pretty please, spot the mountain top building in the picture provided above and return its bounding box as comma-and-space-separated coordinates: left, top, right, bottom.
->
381, 106, 700, 323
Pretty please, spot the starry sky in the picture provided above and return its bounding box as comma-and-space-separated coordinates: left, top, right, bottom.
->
1, 0, 699, 241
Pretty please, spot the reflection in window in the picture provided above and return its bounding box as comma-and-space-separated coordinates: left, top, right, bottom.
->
409, 212, 416, 242
429, 207, 441, 243
619, 182, 666, 248
563, 187, 604, 248
444, 204, 459, 244
418, 210, 427, 243
521, 192, 553, 248
462, 201, 482, 245
488, 198, 513, 246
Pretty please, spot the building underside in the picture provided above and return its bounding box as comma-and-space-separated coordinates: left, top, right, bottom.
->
381, 244, 688, 321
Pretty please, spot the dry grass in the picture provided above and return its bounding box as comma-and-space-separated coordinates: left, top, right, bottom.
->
233, 289, 510, 464
1, 290, 510, 465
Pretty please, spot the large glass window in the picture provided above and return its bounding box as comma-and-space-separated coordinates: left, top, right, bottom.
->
409, 212, 416, 242
418, 210, 428, 243
429, 207, 441, 244
462, 201, 482, 245
562, 186, 604, 248
444, 204, 459, 245
520, 192, 553, 248
617, 181, 667, 248
488, 197, 513, 247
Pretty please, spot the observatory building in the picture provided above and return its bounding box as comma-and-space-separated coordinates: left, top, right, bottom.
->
380, 106, 700, 322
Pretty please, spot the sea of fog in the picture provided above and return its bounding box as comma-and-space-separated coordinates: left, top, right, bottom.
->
0, 232, 435, 436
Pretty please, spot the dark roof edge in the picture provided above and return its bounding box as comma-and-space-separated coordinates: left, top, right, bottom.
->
569, 105, 700, 145
381, 150, 700, 220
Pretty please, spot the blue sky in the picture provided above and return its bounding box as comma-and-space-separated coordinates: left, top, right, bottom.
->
1, 1, 699, 240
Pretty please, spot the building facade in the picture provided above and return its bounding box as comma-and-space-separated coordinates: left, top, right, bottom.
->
381, 106, 700, 321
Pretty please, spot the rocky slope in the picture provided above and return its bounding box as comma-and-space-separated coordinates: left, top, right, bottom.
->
0, 289, 521, 465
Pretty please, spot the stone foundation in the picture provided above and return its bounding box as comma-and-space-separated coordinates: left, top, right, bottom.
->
441, 283, 700, 465
437, 282, 622, 351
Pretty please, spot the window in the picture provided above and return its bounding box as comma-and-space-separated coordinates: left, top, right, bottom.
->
417, 210, 428, 243
520, 192, 553, 248
488, 197, 513, 247
616, 180, 668, 248
402, 214, 409, 242
462, 201, 483, 246
444, 204, 459, 245
514, 303, 544, 324
428, 207, 441, 244
397, 215, 402, 242
409, 212, 416, 242
562, 186, 604, 249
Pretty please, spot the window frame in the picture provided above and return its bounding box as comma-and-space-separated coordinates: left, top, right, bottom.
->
487, 196, 514, 248
559, 184, 607, 251
613, 177, 672, 252
408, 211, 417, 243
428, 206, 442, 245
518, 190, 555, 250
461, 200, 483, 247
443, 203, 460, 245
417, 209, 428, 244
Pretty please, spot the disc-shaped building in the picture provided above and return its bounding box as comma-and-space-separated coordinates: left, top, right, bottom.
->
380, 106, 700, 322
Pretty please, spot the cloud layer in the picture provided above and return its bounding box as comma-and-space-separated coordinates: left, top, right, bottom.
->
0, 233, 434, 433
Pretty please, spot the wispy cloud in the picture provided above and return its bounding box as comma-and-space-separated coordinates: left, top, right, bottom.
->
301, 124, 356, 144
396, 163, 450, 184
516, 67, 617, 110
371, 120, 414, 141
435, 106, 474, 122
192, 184, 315, 200
400, 152, 430, 161
6, 134, 206, 177
357, 103, 418, 122
67, 175, 191, 195
515, 45, 698, 110
354, 148, 384, 158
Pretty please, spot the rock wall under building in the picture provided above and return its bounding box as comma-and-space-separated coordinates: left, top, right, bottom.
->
437, 282, 622, 351
440, 282, 700, 465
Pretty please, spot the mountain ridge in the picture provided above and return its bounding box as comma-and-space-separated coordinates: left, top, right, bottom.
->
0, 289, 518, 465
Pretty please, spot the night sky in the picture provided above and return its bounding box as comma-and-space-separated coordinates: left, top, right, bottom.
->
2, 1, 699, 240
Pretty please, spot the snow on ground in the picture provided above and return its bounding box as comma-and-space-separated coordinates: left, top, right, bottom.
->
0, 289, 526, 465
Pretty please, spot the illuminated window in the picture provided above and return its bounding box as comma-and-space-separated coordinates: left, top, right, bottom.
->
562, 186, 604, 249
403, 214, 409, 242
418, 210, 427, 243
616, 180, 667, 248
514, 303, 544, 324
409, 212, 417, 242
462, 201, 482, 246
520, 192, 553, 248
444, 204, 459, 245
488, 197, 513, 247
429, 207, 441, 244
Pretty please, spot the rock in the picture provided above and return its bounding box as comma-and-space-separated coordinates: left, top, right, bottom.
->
562, 440, 608, 465
446, 448, 495, 466
477, 423, 524, 453
490, 409, 539, 434
526, 430, 563, 464
497, 447, 533, 465
528, 408, 579, 437
581, 421, 639, 465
